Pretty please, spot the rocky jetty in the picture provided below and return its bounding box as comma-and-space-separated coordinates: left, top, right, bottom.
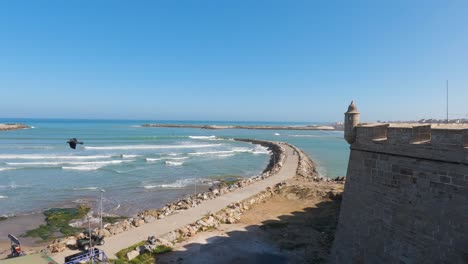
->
44, 139, 286, 254
44, 139, 345, 256
141, 123, 339, 131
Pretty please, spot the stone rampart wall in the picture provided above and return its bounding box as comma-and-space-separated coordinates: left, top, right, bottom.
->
331, 125, 468, 263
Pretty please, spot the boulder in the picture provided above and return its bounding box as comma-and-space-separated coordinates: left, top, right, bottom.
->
144, 215, 156, 223
160, 231, 177, 243
178, 226, 190, 237
225, 217, 237, 224
107, 224, 124, 235
49, 242, 66, 253
65, 237, 77, 246
147, 236, 157, 245
97, 228, 111, 237
133, 218, 145, 227
204, 216, 216, 226
126, 250, 140, 260
196, 220, 209, 227
136, 245, 151, 253
155, 237, 173, 247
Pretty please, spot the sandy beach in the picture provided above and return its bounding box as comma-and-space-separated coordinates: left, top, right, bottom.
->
0, 124, 30, 131
157, 180, 343, 264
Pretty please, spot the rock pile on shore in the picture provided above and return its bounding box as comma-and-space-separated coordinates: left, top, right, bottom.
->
123, 181, 289, 261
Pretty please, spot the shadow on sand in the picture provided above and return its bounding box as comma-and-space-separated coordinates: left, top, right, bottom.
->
155, 197, 341, 264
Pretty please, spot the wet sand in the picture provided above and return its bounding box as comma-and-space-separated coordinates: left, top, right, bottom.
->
0, 214, 47, 258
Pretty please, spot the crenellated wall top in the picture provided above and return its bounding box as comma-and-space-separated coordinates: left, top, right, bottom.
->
352, 123, 468, 164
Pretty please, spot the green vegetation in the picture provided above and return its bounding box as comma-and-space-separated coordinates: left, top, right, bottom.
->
224, 179, 240, 186
154, 245, 172, 254
103, 216, 126, 224
115, 241, 147, 260
0, 216, 7, 221
113, 241, 172, 264
23, 205, 90, 240
209, 175, 243, 187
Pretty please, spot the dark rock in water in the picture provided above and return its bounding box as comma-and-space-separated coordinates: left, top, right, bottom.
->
334, 176, 346, 182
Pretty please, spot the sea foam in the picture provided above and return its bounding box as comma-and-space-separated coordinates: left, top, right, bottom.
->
0, 154, 112, 160
84, 144, 221, 150
73, 187, 99, 190
189, 135, 218, 140
165, 161, 184, 166
143, 179, 196, 189
7, 160, 129, 166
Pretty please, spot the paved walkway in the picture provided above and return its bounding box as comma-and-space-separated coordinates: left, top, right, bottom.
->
51, 143, 298, 262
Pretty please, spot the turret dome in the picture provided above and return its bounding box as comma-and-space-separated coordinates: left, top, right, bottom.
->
346, 100, 359, 114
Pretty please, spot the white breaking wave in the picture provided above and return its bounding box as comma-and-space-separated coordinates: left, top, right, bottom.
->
0, 154, 112, 160
188, 146, 269, 156
146, 158, 163, 162
165, 161, 184, 166
189, 135, 218, 140
274, 133, 280, 136
167, 157, 188, 160
168, 153, 180, 156
84, 144, 221, 150
7, 160, 130, 166
252, 145, 270, 154
73, 187, 99, 190
0, 168, 15, 172
0, 183, 29, 189
188, 150, 234, 156
63, 165, 104, 171
0, 195, 7, 199
231, 147, 252, 153
120, 154, 140, 159
216, 154, 235, 158
146, 156, 188, 162
143, 179, 196, 189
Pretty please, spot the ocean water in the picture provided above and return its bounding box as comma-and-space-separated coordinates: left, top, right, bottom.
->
0, 119, 349, 216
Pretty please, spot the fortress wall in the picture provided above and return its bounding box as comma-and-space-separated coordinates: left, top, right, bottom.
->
331, 125, 468, 264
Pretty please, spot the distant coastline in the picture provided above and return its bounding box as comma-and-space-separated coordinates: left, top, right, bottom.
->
141, 123, 343, 131
0, 123, 30, 131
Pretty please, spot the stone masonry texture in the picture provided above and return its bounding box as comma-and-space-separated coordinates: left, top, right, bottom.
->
331, 123, 468, 263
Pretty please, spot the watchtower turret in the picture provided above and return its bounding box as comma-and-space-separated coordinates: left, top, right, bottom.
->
344, 100, 360, 144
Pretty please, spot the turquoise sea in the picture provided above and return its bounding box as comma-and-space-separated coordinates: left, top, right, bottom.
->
0, 119, 349, 217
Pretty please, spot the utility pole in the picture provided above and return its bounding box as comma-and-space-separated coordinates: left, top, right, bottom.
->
100, 189, 105, 235
446, 80, 449, 123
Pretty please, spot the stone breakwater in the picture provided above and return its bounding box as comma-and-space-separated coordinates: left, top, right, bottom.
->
141, 123, 339, 131
44, 139, 287, 253
119, 149, 345, 261
0, 124, 30, 131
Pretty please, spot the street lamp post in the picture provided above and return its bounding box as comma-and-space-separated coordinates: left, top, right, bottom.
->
100, 189, 105, 235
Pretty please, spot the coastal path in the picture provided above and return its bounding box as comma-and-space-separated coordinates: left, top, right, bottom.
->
51, 142, 299, 262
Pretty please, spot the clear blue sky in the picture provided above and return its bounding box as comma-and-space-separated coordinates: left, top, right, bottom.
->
0, 1, 467, 122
